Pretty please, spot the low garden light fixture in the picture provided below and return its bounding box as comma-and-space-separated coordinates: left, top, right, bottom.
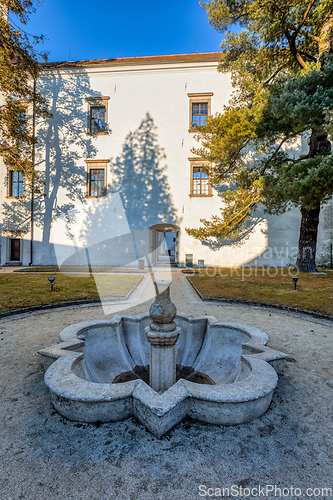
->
292, 276, 299, 290
48, 276, 55, 291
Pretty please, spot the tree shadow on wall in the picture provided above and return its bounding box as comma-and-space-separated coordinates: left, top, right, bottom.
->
79, 114, 178, 265
113, 113, 177, 232
1, 70, 99, 262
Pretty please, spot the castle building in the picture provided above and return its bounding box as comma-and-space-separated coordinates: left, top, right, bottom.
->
0, 53, 332, 268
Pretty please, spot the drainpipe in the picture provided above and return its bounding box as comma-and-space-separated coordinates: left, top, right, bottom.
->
29, 76, 36, 266
330, 198, 333, 269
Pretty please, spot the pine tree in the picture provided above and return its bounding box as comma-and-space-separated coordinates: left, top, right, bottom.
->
187, 0, 333, 271
0, 0, 50, 187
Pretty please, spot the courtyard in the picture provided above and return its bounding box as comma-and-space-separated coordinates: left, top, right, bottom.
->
0, 270, 332, 499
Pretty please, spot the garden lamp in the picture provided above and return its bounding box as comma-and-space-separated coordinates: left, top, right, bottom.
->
48, 276, 55, 291
292, 276, 298, 290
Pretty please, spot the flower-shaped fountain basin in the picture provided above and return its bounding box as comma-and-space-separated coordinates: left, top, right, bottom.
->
39, 314, 287, 437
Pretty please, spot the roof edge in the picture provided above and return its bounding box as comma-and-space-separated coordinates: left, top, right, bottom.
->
41, 52, 223, 70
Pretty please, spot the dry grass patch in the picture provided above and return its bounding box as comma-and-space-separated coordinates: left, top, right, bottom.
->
188, 268, 333, 316
0, 273, 142, 314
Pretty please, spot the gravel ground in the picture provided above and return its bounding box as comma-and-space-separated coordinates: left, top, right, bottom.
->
0, 271, 332, 500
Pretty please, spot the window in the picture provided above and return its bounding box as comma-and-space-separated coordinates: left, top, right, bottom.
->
8, 170, 24, 198
89, 169, 105, 197
191, 102, 208, 128
15, 101, 28, 135
86, 97, 109, 135
17, 109, 26, 135
85, 160, 108, 197
188, 93, 213, 131
189, 158, 212, 197
90, 106, 106, 134
192, 166, 210, 195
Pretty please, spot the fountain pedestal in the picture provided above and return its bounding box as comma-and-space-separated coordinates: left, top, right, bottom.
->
146, 327, 180, 393
145, 280, 180, 393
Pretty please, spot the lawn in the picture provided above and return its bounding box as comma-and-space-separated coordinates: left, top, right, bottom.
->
0, 273, 142, 314
188, 268, 333, 316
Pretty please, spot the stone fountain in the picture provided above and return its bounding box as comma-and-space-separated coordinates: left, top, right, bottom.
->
146, 280, 180, 393
39, 281, 287, 437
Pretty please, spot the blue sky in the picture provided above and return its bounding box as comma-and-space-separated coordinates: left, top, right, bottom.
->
24, 0, 224, 62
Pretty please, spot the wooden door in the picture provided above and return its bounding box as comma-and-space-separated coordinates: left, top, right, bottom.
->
10, 239, 21, 261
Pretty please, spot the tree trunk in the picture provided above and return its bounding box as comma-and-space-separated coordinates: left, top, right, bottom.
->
295, 128, 331, 272
295, 206, 320, 272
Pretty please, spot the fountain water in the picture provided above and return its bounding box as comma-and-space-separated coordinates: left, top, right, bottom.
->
39, 281, 287, 437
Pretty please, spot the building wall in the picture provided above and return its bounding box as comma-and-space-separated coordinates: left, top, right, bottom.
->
0, 91, 32, 266
1, 54, 332, 268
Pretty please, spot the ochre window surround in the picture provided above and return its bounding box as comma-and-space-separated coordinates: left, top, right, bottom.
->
189, 157, 213, 197
86, 96, 110, 135
187, 92, 213, 132
85, 159, 108, 197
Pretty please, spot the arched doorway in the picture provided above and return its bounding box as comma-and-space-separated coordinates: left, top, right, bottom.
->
149, 223, 180, 266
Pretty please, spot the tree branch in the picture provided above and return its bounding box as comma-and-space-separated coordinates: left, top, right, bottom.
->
260, 134, 302, 174
294, 0, 316, 34
263, 64, 287, 85
299, 51, 317, 63
284, 30, 308, 68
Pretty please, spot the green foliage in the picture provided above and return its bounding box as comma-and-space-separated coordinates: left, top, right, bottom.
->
186, 179, 263, 239
0, 0, 50, 185
187, 0, 333, 244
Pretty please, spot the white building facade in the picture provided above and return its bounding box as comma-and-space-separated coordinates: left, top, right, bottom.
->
0, 53, 332, 268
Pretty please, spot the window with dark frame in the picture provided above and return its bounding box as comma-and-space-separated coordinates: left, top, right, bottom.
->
17, 110, 26, 135
88, 168, 106, 197
86, 96, 109, 135
9, 171, 24, 198
189, 158, 212, 197
192, 166, 210, 195
90, 106, 106, 134
188, 92, 213, 132
191, 102, 208, 129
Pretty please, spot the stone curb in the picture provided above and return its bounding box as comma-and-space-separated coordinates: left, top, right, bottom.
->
186, 276, 333, 322
13, 269, 148, 274
0, 299, 102, 320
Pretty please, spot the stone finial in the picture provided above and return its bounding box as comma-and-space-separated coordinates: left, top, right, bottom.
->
149, 280, 177, 332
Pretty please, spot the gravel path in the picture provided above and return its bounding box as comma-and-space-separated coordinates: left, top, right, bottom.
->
0, 271, 332, 500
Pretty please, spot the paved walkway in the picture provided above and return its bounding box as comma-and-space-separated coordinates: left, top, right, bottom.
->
0, 266, 29, 273
0, 270, 332, 499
